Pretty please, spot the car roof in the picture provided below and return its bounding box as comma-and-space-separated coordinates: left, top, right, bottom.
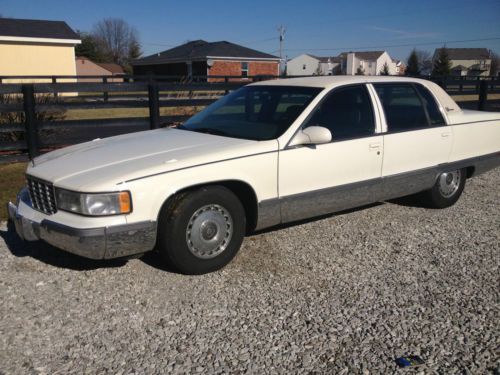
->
251, 75, 428, 89
250, 76, 462, 114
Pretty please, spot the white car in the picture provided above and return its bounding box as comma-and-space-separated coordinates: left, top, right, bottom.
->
8, 76, 500, 274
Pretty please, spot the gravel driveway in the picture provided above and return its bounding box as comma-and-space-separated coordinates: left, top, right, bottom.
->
1, 169, 499, 374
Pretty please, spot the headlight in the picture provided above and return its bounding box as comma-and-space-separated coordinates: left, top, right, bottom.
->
55, 189, 132, 216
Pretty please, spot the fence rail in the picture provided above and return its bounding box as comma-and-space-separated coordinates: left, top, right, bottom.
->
1, 74, 500, 163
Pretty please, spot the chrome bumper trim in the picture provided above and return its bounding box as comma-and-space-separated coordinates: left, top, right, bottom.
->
7, 190, 157, 259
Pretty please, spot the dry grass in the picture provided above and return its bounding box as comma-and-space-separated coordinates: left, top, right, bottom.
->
64, 106, 204, 120
0, 163, 26, 221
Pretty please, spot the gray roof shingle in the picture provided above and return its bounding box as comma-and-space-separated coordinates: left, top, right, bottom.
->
307, 54, 341, 63
434, 48, 490, 60
133, 40, 279, 65
0, 18, 79, 40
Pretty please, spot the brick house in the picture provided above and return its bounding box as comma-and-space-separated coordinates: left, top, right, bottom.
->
131, 40, 280, 81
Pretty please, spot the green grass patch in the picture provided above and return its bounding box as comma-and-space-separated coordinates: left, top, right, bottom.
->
0, 163, 26, 221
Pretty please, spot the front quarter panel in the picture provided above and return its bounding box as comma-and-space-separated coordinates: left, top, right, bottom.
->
122, 140, 279, 225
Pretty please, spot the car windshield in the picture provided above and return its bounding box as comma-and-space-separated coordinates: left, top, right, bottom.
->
180, 85, 322, 141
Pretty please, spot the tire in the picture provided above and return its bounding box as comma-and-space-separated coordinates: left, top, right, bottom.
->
420, 168, 466, 208
157, 186, 246, 275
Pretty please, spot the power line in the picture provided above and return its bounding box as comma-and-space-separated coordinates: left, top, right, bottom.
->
274, 37, 500, 53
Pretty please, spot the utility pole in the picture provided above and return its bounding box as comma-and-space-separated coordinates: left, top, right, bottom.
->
278, 25, 286, 75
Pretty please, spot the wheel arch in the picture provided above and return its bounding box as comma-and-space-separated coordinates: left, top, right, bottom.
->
157, 179, 259, 233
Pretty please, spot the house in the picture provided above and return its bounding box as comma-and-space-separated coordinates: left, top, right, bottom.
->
75, 57, 124, 82
0, 18, 80, 83
342, 51, 398, 76
286, 54, 341, 76
132, 40, 280, 81
433, 48, 491, 76
394, 60, 406, 75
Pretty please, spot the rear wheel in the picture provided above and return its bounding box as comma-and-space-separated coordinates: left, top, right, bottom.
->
420, 168, 466, 208
157, 186, 246, 275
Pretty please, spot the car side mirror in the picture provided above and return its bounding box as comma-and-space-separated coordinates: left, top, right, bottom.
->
288, 126, 332, 147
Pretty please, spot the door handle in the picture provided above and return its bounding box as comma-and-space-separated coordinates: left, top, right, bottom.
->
441, 132, 451, 138
369, 143, 381, 149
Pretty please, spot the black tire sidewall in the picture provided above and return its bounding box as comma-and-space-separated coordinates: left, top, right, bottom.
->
428, 168, 466, 208
158, 186, 246, 275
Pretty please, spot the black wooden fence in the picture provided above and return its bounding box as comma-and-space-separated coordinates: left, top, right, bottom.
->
1, 75, 499, 163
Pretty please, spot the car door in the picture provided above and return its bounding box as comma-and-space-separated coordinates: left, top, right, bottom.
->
278, 84, 384, 223
371, 83, 453, 198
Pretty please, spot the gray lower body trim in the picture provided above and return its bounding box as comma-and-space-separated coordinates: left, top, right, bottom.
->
256, 151, 500, 229
38, 220, 157, 259
254, 199, 281, 230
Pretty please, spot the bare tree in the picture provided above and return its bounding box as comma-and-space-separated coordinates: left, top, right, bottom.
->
92, 18, 142, 66
416, 50, 432, 75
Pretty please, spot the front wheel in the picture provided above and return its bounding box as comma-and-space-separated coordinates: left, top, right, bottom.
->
419, 169, 466, 208
157, 186, 246, 275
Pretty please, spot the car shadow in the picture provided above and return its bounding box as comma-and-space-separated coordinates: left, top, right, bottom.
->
0, 221, 127, 271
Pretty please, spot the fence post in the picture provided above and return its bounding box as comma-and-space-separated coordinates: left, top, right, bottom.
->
22, 84, 40, 158
52, 76, 57, 98
148, 80, 160, 129
478, 80, 488, 111
224, 76, 229, 95
103, 76, 109, 102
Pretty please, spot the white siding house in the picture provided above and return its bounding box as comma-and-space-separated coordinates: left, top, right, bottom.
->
287, 54, 341, 76
345, 51, 398, 75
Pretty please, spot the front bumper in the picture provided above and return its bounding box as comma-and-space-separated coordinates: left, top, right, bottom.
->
7, 188, 157, 259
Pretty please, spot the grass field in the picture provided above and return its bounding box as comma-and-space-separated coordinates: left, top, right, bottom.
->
0, 162, 26, 221
64, 106, 203, 120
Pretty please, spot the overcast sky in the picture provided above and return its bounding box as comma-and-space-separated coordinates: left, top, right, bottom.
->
1, 0, 499, 61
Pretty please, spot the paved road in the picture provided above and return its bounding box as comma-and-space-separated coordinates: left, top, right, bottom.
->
0, 169, 499, 374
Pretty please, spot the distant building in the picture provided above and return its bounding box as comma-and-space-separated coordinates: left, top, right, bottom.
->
342, 51, 398, 76
394, 60, 406, 75
0, 18, 80, 83
286, 51, 399, 76
433, 48, 491, 76
75, 57, 124, 82
286, 54, 341, 76
132, 40, 280, 81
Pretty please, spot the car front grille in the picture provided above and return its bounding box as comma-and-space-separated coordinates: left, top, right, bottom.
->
26, 176, 57, 215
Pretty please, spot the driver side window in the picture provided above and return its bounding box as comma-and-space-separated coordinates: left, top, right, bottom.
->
304, 85, 375, 141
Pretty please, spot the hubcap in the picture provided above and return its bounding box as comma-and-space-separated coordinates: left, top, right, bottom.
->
438, 170, 461, 198
186, 204, 233, 259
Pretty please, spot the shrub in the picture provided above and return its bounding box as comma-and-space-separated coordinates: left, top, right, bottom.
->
0, 94, 66, 142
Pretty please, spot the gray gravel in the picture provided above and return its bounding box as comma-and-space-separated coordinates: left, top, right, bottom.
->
1, 169, 499, 374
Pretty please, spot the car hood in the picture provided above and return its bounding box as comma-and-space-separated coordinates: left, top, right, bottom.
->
27, 128, 275, 191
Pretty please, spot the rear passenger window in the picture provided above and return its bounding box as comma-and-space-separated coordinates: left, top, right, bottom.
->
304, 85, 375, 141
374, 83, 429, 132
414, 84, 446, 126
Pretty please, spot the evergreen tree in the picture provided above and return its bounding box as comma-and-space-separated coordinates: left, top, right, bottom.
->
432, 46, 452, 76
490, 52, 499, 76
380, 62, 390, 75
75, 32, 108, 62
355, 66, 365, 75
406, 49, 420, 76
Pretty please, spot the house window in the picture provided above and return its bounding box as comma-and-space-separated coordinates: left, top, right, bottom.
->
241, 62, 249, 77
303, 64, 307, 70
368, 62, 372, 68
